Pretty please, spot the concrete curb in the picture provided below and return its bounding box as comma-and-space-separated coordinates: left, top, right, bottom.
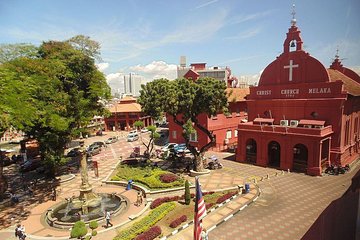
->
160, 185, 260, 239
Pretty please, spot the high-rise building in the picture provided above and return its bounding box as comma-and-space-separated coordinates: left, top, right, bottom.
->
123, 73, 145, 97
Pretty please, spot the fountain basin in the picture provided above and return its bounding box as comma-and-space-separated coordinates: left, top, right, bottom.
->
46, 193, 128, 229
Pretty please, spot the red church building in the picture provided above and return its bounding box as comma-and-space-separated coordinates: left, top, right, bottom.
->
235, 15, 360, 176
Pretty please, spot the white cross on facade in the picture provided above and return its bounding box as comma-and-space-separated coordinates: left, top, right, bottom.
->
284, 60, 299, 81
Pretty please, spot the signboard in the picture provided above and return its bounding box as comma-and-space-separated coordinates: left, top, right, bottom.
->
250, 81, 344, 99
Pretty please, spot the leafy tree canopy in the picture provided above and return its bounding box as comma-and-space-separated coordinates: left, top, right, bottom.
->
67, 35, 102, 61
138, 77, 228, 171
0, 36, 111, 176
0, 43, 38, 64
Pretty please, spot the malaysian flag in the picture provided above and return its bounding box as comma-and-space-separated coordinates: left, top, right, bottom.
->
194, 176, 207, 240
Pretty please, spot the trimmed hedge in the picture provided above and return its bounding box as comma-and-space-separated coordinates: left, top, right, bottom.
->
169, 215, 187, 228
114, 202, 176, 240
205, 202, 215, 209
134, 226, 162, 240
150, 196, 180, 209
159, 173, 178, 183
216, 191, 237, 204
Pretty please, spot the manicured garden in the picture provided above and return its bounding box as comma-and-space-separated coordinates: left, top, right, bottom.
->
111, 164, 185, 190
114, 188, 239, 240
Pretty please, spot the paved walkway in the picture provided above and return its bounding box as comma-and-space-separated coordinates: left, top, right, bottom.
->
0, 132, 359, 240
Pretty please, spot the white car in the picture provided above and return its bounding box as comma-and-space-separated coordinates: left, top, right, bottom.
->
161, 143, 178, 152
140, 128, 149, 133
127, 132, 139, 142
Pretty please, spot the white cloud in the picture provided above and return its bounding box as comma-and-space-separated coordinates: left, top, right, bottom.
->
159, 9, 228, 44
96, 62, 109, 72
224, 27, 262, 41
129, 61, 177, 80
193, 0, 219, 10
217, 55, 263, 65
106, 72, 125, 94
228, 10, 275, 25
238, 69, 264, 86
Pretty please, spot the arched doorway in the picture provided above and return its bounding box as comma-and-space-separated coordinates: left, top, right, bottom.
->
268, 141, 280, 167
293, 144, 308, 173
245, 139, 257, 164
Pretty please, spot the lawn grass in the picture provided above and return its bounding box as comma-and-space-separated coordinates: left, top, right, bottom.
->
111, 164, 185, 190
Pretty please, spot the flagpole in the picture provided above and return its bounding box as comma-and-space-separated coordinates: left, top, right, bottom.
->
194, 176, 207, 240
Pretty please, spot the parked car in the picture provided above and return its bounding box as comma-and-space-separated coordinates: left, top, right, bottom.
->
86, 145, 101, 156
157, 131, 166, 138
66, 148, 81, 157
140, 128, 149, 133
127, 132, 139, 142
19, 159, 43, 173
174, 143, 190, 153
105, 137, 118, 144
161, 143, 178, 152
89, 141, 106, 148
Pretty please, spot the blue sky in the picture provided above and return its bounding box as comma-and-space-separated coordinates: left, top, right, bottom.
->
1, 0, 359, 90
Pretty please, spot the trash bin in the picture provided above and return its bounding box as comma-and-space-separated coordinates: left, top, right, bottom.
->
126, 180, 133, 190
245, 183, 250, 193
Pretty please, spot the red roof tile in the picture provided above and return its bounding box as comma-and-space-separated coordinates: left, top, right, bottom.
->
226, 88, 250, 102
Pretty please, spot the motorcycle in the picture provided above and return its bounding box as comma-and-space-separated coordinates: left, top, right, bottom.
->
207, 155, 223, 170
130, 146, 141, 158
325, 164, 350, 175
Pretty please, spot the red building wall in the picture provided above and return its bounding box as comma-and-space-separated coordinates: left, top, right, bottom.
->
167, 101, 247, 152
235, 20, 360, 176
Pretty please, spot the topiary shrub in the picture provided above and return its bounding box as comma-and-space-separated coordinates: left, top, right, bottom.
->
216, 191, 237, 204
89, 220, 98, 230
134, 226, 162, 240
159, 173, 178, 183
150, 196, 179, 209
184, 180, 191, 205
70, 221, 88, 239
91, 230, 97, 236
169, 215, 187, 228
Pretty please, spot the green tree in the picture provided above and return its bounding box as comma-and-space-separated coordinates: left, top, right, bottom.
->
0, 37, 111, 176
66, 35, 101, 61
0, 62, 37, 197
184, 180, 191, 205
138, 78, 228, 172
70, 221, 88, 239
133, 120, 144, 130
141, 125, 160, 159
0, 43, 38, 64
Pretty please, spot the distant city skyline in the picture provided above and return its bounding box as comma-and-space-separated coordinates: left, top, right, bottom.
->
1, 0, 359, 90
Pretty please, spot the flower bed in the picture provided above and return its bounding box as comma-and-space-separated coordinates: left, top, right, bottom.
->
111, 165, 184, 189
150, 196, 180, 209
134, 226, 162, 240
114, 202, 175, 240
169, 215, 187, 228
159, 173, 178, 183
216, 191, 238, 204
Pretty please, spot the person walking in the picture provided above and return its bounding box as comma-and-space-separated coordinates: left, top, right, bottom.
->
17, 225, 26, 240
105, 210, 113, 228
201, 227, 209, 240
51, 187, 57, 201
